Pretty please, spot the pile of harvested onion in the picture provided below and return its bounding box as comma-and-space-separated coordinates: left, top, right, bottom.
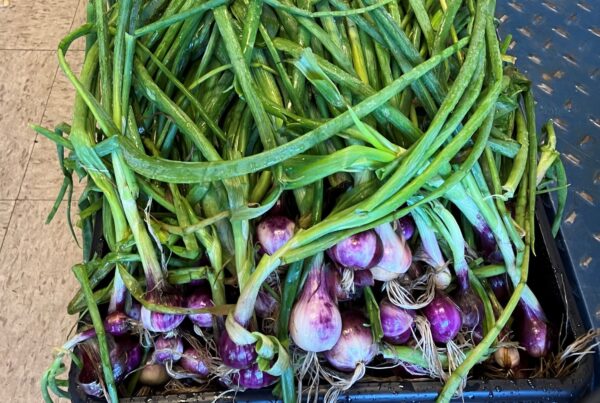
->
37, 0, 598, 402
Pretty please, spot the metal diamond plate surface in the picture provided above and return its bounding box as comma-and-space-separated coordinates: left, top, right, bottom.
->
497, 1, 600, 329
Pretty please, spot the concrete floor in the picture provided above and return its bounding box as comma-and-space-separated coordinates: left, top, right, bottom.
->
0, 1, 89, 401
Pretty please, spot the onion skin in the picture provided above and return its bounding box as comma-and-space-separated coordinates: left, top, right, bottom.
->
518, 304, 552, 358
104, 311, 131, 336
218, 329, 257, 369
324, 310, 378, 372
180, 347, 210, 377
373, 223, 412, 276
453, 288, 483, 331
255, 289, 279, 318
231, 363, 277, 389
422, 293, 462, 344
290, 265, 342, 352
494, 346, 521, 369
370, 266, 401, 282
257, 216, 295, 255
331, 269, 348, 301
140, 292, 186, 333
379, 300, 415, 344
186, 289, 214, 328
152, 335, 184, 364
329, 230, 381, 270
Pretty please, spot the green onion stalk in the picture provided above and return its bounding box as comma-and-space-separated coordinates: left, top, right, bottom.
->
228, 0, 489, 329
227, 36, 472, 330
62, 13, 187, 335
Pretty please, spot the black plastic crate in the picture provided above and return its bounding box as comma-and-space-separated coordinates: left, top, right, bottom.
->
68, 200, 595, 402
495, 0, 600, 333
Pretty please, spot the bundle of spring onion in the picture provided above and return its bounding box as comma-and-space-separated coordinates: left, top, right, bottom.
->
37, 0, 599, 401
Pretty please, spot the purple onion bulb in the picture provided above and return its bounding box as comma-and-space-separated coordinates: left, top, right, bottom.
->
218, 329, 257, 369
257, 216, 295, 255
422, 293, 462, 344
385, 328, 413, 345
152, 335, 184, 364
396, 216, 415, 240
475, 223, 498, 259
353, 269, 374, 288
180, 347, 210, 377
124, 342, 143, 374
112, 337, 142, 380
324, 310, 378, 372
268, 194, 288, 217
290, 264, 342, 352
140, 292, 186, 333
230, 363, 277, 389
453, 288, 483, 331
77, 336, 141, 397
111, 336, 143, 375
518, 305, 551, 358
186, 289, 214, 328
379, 300, 415, 345
328, 230, 381, 270
473, 323, 483, 344
104, 311, 131, 336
